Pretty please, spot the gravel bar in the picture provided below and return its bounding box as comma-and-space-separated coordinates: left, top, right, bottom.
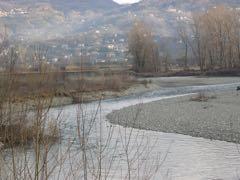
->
107, 91, 240, 143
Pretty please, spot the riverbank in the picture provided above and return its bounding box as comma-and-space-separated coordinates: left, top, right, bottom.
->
107, 90, 240, 143
3, 76, 240, 109
49, 76, 240, 107
30, 80, 157, 108
2, 76, 240, 119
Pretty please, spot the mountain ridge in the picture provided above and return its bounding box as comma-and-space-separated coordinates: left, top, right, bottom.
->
0, 0, 240, 41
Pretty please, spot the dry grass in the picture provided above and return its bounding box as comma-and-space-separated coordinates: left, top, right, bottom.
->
0, 121, 59, 147
66, 74, 136, 92
0, 71, 60, 148
0, 72, 137, 103
0, 71, 135, 147
190, 92, 217, 102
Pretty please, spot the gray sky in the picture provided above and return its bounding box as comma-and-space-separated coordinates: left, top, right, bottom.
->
113, 0, 141, 4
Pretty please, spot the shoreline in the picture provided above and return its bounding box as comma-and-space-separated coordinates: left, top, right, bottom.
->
4, 76, 240, 113
42, 82, 158, 108
51, 76, 240, 107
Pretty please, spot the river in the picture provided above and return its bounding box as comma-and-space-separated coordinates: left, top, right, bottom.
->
3, 82, 240, 180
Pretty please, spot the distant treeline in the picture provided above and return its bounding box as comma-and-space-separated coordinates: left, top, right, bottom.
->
128, 6, 240, 73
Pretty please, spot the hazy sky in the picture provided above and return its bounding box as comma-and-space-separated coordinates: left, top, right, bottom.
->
113, 0, 142, 4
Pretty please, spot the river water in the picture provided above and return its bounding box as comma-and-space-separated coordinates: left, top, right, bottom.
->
3, 82, 240, 180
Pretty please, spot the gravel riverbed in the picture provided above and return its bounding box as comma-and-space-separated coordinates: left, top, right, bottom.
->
107, 90, 240, 143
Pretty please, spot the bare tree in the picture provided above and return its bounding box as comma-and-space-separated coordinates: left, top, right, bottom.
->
0, 27, 9, 71
128, 21, 161, 73
190, 6, 240, 71
177, 22, 189, 70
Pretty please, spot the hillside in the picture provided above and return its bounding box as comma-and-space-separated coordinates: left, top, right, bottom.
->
1, 0, 239, 41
